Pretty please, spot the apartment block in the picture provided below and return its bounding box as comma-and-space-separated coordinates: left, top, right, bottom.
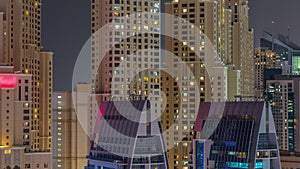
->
0, 0, 53, 152
266, 75, 300, 152
52, 84, 91, 169
0, 65, 51, 168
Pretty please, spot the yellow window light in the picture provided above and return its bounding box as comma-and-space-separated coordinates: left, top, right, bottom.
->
4, 149, 11, 154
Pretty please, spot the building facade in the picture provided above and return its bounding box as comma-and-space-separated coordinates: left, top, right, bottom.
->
86, 100, 169, 169
192, 101, 281, 169
163, 0, 254, 168
91, 0, 161, 102
253, 48, 291, 99
260, 31, 300, 75
0, 65, 52, 168
0, 0, 53, 152
226, 0, 254, 97
52, 84, 91, 169
280, 154, 300, 169
90, 2, 163, 162
265, 75, 300, 153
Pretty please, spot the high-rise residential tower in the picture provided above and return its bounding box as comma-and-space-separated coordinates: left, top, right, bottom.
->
265, 75, 300, 153
0, 0, 53, 152
164, 0, 225, 167
163, 0, 254, 168
90, 2, 163, 150
253, 48, 290, 99
0, 65, 52, 168
226, 0, 254, 97
52, 84, 91, 169
91, 0, 161, 101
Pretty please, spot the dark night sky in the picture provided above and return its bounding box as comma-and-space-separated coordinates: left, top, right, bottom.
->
41, 0, 300, 91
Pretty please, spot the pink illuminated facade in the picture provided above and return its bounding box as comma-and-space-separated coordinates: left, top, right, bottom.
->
0, 74, 17, 89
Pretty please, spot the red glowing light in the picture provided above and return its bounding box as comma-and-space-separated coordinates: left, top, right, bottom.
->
0, 74, 17, 89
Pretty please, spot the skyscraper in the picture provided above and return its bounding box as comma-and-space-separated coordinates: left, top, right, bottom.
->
90, 2, 163, 152
253, 48, 290, 99
90, 0, 255, 168
164, 0, 228, 167
260, 31, 300, 75
257, 34, 300, 167
52, 84, 91, 169
265, 75, 300, 152
0, 0, 53, 152
226, 0, 254, 97
192, 101, 281, 169
86, 100, 169, 169
163, 0, 254, 168
91, 0, 161, 101
0, 65, 52, 168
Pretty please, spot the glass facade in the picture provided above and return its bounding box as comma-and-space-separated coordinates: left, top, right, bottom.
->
292, 56, 300, 75
86, 100, 168, 169
226, 162, 263, 168
192, 102, 281, 169
195, 141, 204, 169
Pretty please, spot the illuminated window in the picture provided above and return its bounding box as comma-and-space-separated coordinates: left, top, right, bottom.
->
114, 11, 120, 16
4, 149, 11, 154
